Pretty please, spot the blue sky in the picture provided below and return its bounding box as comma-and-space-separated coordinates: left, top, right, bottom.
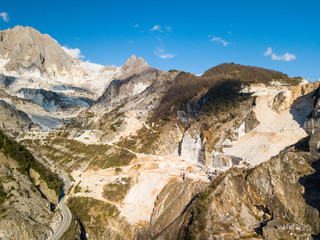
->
0, 0, 319, 81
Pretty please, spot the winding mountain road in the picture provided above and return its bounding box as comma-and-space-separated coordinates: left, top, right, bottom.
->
49, 172, 72, 240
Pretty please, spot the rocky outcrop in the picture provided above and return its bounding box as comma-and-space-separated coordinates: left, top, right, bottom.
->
92, 55, 154, 111
93, 67, 166, 113
89, 64, 176, 134
0, 152, 54, 239
50, 213, 63, 234
0, 99, 32, 132
154, 121, 184, 156
19, 88, 93, 112
137, 179, 208, 239
271, 80, 320, 113
178, 105, 258, 168
0, 26, 119, 129
179, 124, 205, 164
304, 85, 320, 135
29, 168, 58, 205
0, 74, 16, 88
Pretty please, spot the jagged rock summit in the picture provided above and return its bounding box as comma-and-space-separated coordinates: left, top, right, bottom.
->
120, 55, 151, 79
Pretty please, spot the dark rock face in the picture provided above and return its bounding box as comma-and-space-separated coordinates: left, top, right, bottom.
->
53, 85, 88, 93
303, 100, 320, 229
243, 109, 260, 133
305, 88, 320, 135
94, 80, 123, 109
304, 86, 320, 156
19, 88, 93, 112
0, 74, 16, 88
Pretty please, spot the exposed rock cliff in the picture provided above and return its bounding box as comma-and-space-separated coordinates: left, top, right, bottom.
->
304, 86, 320, 135
0, 152, 54, 239
29, 168, 58, 205
0, 99, 32, 132
18, 88, 93, 112
180, 124, 205, 164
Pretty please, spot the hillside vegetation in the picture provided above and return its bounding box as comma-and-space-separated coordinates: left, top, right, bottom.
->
152, 63, 301, 122
202, 63, 294, 84
64, 197, 134, 239
0, 130, 62, 195
20, 135, 136, 171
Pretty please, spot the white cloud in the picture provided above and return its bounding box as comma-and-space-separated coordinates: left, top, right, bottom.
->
165, 26, 172, 32
264, 47, 296, 62
134, 24, 139, 28
81, 61, 104, 72
62, 46, 104, 72
150, 24, 173, 33
0, 12, 9, 22
150, 24, 163, 32
154, 48, 175, 59
209, 35, 228, 46
272, 52, 296, 61
264, 47, 272, 56
62, 46, 84, 59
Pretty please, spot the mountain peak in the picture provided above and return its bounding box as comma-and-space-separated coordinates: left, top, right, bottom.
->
0, 25, 78, 75
122, 55, 149, 69
120, 55, 150, 79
